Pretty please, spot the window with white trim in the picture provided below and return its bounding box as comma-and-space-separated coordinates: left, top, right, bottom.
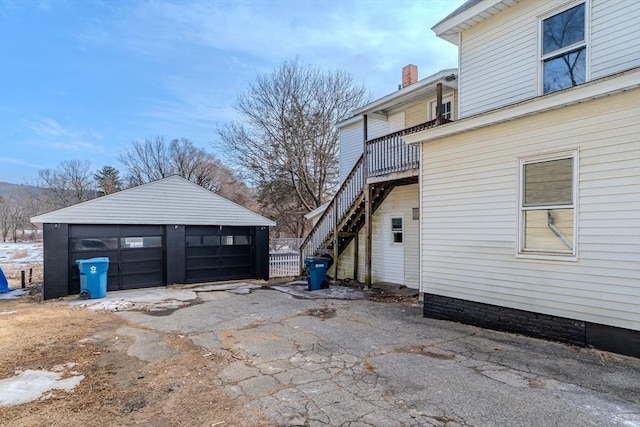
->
430, 99, 452, 121
519, 153, 577, 257
391, 217, 403, 244
540, 3, 586, 94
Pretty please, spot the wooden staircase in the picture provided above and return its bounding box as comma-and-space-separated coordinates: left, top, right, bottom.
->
300, 116, 450, 280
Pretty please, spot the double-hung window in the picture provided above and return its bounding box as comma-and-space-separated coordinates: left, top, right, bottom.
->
540, 3, 586, 94
519, 152, 577, 258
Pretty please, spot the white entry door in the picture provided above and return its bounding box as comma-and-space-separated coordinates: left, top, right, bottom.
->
383, 215, 404, 284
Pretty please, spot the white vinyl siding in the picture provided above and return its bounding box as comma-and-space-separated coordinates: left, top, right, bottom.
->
367, 116, 389, 140
338, 184, 419, 288
458, 0, 542, 117
404, 100, 428, 127
420, 88, 640, 330
388, 112, 405, 133
591, 0, 640, 78
371, 185, 419, 288
338, 122, 363, 184
458, 0, 640, 117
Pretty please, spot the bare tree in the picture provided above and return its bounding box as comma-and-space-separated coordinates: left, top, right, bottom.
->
37, 160, 94, 208
216, 58, 367, 237
119, 136, 173, 186
119, 137, 256, 206
0, 196, 9, 242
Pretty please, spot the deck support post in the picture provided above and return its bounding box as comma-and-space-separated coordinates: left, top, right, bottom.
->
353, 229, 359, 281
436, 82, 443, 126
333, 200, 339, 281
364, 184, 372, 288
362, 114, 372, 288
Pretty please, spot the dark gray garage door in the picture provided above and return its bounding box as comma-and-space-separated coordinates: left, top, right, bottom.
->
69, 225, 165, 294
185, 225, 252, 283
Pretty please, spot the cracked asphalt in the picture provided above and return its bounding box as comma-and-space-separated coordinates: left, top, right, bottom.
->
115, 287, 640, 426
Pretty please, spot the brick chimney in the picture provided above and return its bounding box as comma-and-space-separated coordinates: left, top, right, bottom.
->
402, 64, 418, 88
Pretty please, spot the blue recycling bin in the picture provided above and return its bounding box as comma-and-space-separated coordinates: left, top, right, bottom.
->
76, 257, 109, 299
304, 257, 329, 291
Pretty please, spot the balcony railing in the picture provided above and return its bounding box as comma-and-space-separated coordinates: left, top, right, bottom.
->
367, 118, 446, 177
300, 118, 451, 261
300, 156, 364, 259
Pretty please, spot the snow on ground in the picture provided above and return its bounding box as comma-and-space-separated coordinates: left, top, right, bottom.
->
0, 289, 29, 299
0, 363, 84, 407
0, 242, 43, 287
0, 242, 43, 265
64, 288, 200, 312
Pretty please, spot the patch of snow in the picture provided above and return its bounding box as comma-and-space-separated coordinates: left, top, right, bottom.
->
0, 367, 84, 407
0, 242, 43, 265
64, 288, 198, 312
0, 289, 29, 300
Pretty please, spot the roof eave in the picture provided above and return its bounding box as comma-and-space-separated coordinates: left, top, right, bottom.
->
432, 0, 520, 46
338, 68, 458, 126
402, 68, 640, 145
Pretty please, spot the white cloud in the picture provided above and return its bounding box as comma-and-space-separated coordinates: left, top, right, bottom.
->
0, 156, 44, 169
30, 117, 78, 138
26, 117, 107, 153
74, 0, 463, 98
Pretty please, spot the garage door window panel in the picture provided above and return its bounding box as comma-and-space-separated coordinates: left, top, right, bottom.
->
71, 238, 118, 251
120, 236, 162, 248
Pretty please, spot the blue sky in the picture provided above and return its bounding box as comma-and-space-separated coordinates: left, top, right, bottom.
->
0, 0, 463, 184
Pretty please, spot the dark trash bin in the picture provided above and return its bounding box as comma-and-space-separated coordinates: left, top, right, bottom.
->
304, 257, 329, 291
75, 257, 109, 299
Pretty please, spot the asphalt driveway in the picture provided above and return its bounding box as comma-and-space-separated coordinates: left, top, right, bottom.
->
104, 285, 640, 426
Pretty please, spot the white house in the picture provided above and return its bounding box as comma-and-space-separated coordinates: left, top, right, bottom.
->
301, 66, 458, 290
403, 0, 640, 357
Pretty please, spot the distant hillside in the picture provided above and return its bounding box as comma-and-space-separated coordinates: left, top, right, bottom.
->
0, 182, 45, 199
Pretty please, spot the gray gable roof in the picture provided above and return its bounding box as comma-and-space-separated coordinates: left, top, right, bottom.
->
31, 175, 275, 227
438, 0, 483, 24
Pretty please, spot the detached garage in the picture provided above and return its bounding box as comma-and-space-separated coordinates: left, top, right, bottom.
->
31, 175, 275, 300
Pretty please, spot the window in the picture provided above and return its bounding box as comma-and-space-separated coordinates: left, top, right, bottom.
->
430, 99, 452, 121
540, 3, 586, 94
120, 236, 162, 248
391, 217, 403, 244
186, 235, 220, 247
71, 238, 118, 251
519, 153, 577, 257
234, 235, 251, 245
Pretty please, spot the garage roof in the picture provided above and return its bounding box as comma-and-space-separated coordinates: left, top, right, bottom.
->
31, 175, 276, 227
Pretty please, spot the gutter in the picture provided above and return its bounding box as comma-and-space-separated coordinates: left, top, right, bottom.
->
402, 67, 640, 145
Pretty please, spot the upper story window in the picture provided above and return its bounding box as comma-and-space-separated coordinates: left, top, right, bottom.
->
541, 3, 586, 94
430, 99, 452, 121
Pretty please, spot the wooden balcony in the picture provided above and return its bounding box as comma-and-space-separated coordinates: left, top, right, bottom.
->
367, 118, 445, 179
300, 117, 452, 265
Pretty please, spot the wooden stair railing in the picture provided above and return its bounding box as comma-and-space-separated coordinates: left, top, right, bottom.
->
300, 155, 364, 260
299, 118, 453, 269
